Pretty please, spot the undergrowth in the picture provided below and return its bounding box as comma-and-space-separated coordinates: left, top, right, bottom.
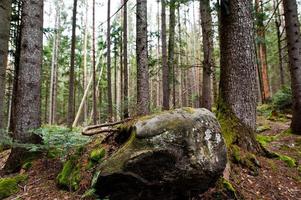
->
0, 125, 90, 160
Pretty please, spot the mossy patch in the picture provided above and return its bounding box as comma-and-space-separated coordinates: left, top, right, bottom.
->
182, 107, 196, 114
230, 145, 260, 174
256, 135, 277, 147
277, 154, 297, 168
90, 148, 105, 162
214, 178, 238, 199
256, 125, 271, 133
87, 148, 106, 169
57, 156, 81, 191
0, 174, 28, 199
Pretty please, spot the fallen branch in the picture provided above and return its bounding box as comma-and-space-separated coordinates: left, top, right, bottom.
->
82, 118, 132, 136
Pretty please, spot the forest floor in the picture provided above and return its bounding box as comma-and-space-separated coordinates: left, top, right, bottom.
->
1, 110, 301, 199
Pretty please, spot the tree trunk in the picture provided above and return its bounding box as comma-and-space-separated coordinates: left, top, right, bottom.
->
177, 6, 183, 108
136, 0, 149, 116
274, 0, 285, 88
67, 0, 78, 128
107, 0, 113, 121
283, 0, 301, 133
114, 50, 117, 120
49, 6, 60, 125
4, 0, 43, 172
200, 0, 214, 110
92, 0, 97, 124
255, 0, 271, 102
168, 1, 176, 109
161, 0, 169, 110
123, 0, 129, 118
218, 0, 261, 153
0, 0, 12, 129
83, 2, 89, 123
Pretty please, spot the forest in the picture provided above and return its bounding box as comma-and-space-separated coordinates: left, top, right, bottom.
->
0, 0, 301, 199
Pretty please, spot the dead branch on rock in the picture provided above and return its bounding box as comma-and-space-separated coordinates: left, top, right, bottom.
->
82, 118, 132, 136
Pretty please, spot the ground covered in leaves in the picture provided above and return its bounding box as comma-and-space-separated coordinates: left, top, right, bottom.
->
1, 107, 301, 200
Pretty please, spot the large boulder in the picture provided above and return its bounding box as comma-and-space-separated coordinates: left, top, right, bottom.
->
94, 108, 227, 200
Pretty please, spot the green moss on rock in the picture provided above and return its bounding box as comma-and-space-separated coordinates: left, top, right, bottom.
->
90, 148, 105, 163
0, 175, 28, 199
57, 156, 81, 191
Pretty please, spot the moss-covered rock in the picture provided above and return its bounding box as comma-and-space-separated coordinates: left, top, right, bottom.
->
57, 156, 81, 191
94, 108, 227, 199
0, 174, 27, 199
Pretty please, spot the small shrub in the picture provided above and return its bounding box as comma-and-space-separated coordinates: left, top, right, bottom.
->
272, 87, 292, 111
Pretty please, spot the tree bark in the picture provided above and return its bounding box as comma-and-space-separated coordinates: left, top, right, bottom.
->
283, 0, 301, 133
161, 0, 169, 110
67, 0, 78, 128
218, 0, 261, 153
107, 0, 113, 121
0, 0, 12, 129
136, 0, 149, 116
200, 0, 214, 110
5, 0, 43, 172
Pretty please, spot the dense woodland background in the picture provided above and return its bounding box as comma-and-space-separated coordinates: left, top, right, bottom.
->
1, 0, 301, 199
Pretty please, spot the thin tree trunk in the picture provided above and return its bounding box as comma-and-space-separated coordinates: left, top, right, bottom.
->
83, 2, 89, 122
283, 0, 301, 133
136, 0, 149, 115
49, 7, 60, 124
123, 0, 129, 118
169, 1, 176, 109
114, 51, 117, 120
218, 0, 262, 153
4, 0, 43, 172
107, 0, 113, 121
92, 0, 97, 124
200, 0, 214, 110
161, 0, 169, 110
67, 0, 78, 128
255, 0, 271, 102
0, 0, 12, 129
177, 6, 183, 108
274, 0, 285, 87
